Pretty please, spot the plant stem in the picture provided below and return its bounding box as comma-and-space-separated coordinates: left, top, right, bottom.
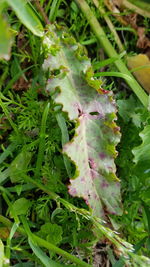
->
32, 235, 92, 267
22, 174, 58, 200
92, 0, 124, 52
74, 0, 148, 108
0, 214, 92, 267
123, 0, 150, 18
0, 93, 19, 135
20, 174, 134, 254
56, 113, 72, 177
0, 190, 136, 261
35, 102, 50, 178
34, 0, 50, 24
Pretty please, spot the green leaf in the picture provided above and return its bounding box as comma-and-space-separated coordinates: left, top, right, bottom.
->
0, 167, 10, 184
5, 0, 44, 37
0, 14, 13, 60
11, 198, 32, 216
10, 151, 32, 183
56, 113, 72, 177
112, 257, 125, 267
134, 236, 148, 253
117, 95, 145, 127
140, 189, 150, 204
49, 0, 61, 23
28, 238, 64, 267
93, 51, 126, 70
117, 96, 138, 123
94, 71, 132, 82
43, 25, 122, 218
128, 0, 150, 14
132, 125, 150, 174
40, 223, 63, 245
0, 142, 16, 165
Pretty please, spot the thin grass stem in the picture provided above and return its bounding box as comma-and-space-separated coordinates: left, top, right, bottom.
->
35, 102, 50, 178
92, 0, 124, 52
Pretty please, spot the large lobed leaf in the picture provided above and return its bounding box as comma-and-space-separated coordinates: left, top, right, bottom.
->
43, 25, 122, 218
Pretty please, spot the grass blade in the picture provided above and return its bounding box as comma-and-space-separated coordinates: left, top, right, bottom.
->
143, 203, 150, 234
49, 0, 61, 22
93, 51, 126, 70
6, 222, 19, 260
5, 0, 44, 36
35, 102, 50, 178
0, 239, 5, 267
3, 65, 35, 94
112, 257, 125, 267
134, 236, 148, 253
21, 215, 65, 267
21, 216, 92, 267
28, 238, 64, 267
94, 71, 132, 81
0, 14, 13, 60
0, 143, 16, 165
0, 93, 19, 135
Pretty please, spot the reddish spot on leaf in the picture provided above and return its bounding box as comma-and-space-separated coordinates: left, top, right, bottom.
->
68, 187, 77, 196
44, 26, 122, 218
113, 126, 120, 132
97, 87, 109, 94
99, 153, 106, 159
85, 199, 89, 205
90, 169, 97, 179
89, 158, 97, 169
111, 211, 117, 215
101, 181, 109, 188
13, 76, 30, 91
101, 88, 109, 94
81, 177, 85, 182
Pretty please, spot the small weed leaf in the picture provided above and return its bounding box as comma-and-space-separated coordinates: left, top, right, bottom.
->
10, 151, 32, 183
132, 125, 150, 174
43, 25, 122, 219
11, 198, 32, 216
39, 223, 63, 246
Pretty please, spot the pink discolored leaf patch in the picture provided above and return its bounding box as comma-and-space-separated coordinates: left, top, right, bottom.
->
43, 25, 122, 218
64, 113, 122, 217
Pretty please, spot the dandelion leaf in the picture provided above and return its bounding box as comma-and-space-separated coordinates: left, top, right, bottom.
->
43, 25, 122, 218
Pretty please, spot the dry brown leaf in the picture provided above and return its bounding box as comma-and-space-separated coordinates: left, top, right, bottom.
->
113, 0, 123, 8
12, 76, 30, 91
127, 54, 150, 93
104, 1, 150, 49
104, 0, 128, 25
125, 13, 137, 29
124, 14, 150, 49
0, 227, 10, 239
137, 27, 150, 49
